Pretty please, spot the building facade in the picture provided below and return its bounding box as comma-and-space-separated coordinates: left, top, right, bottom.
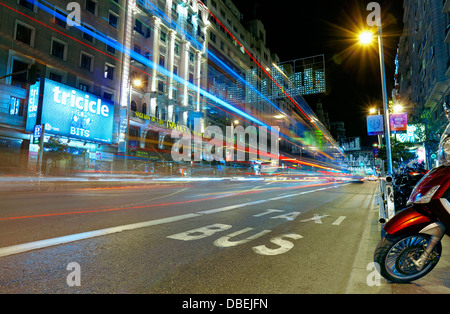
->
395, 0, 450, 165
0, 0, 342, 176
0, 0, 125, 174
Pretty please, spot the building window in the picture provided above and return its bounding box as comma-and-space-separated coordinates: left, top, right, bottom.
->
209, 32, 216, 44
82, 25, 94, 42
158, 80, 165, 93
106, 43, 116, 54
80, 52, 93, 71
106, 37, 117, 54
160, 31, 167, 43
79, 83, 89, 92
54, 7, 67, 28
51, 38, 67, 60
10, 59, 28, 86
103, 91, 114, 101
49, 72, 62, 82
174, 42, 180, 55
14, 21, 35, 46
134, 44, 141, 54
130, 100, 137, 112
134, 18, 143, 34
109, 11, 119, 28
104, 63, 115, 80
85, 0, 97, 15
159, 54, 165, 67
18, 0, 34, 11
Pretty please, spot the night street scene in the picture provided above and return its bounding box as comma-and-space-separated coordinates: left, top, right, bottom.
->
0, 0, 449, 304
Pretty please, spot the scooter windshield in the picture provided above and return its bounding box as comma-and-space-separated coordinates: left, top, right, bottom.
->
438, 124, 450, 166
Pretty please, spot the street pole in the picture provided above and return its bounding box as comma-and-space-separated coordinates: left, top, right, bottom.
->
377, 25, 393, 175
124, 78, 132, 173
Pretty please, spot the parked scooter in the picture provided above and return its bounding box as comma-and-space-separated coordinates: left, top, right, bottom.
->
374, 104, 450, 283
393, 162, 427, 211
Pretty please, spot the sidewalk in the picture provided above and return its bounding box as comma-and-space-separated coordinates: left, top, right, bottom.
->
346, 185, 450, 294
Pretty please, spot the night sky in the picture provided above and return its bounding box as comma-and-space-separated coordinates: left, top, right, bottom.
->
232, 0, 404, 147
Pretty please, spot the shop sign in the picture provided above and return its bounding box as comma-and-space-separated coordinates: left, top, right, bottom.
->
41, 79, 114, 144
390, 113, 408, 134
367, 115, 383, 136
26, 81, 40, 132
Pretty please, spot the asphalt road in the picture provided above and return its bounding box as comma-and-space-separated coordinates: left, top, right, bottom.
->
0, 179, 448, 296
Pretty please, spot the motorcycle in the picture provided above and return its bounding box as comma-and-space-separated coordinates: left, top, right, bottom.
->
374, 104, 450, 283
393, 162, 427, 211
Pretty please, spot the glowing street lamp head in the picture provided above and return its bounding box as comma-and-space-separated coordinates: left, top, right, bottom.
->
369, 108, 377, 114
393, 104, 404, 113
359, 31, 374, 45
132, 78, 142, 87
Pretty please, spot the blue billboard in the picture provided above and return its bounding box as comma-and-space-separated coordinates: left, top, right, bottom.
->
41, 79, 114, 144
26, 80, 40, 132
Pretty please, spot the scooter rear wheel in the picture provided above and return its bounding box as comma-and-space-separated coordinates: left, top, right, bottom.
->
374, 233, 442, 283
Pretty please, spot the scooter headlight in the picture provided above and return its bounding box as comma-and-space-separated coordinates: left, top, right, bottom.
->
409, 185, 440, 204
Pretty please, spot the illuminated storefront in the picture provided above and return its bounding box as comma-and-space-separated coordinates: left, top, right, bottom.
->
27, 79, 115, 175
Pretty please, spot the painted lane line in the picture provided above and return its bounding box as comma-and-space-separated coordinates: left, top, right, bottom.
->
0, 213, 199, 258
332, 216, 347, 226
0, 184, 348, 258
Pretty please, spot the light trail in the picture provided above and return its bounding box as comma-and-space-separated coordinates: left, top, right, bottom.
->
0, 182, 338, 221
5, 0, 344, 163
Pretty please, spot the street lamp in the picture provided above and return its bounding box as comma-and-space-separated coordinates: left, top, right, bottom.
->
393, 104, 404, 113
359, 31, 374, 45
359, 25, 393, 175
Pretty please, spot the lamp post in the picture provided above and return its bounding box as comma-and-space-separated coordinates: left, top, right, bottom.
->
359, 26, 393, 175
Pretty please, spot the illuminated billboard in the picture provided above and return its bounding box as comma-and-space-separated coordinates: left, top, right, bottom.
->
41, 79, 114, 144
396, 124, 425, 143
25, 80, 40, 132
390, 113, 408, 133
367, 115, 384, 136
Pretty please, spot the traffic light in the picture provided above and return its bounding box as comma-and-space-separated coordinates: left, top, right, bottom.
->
27, 63, 40, 85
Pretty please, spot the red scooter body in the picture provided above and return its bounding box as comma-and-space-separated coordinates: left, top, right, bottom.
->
383, 205, 441, 236
375, 165, 449, 283
384, 165, 450, 237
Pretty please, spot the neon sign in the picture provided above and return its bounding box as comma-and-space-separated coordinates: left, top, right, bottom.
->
41, 79, 114, 144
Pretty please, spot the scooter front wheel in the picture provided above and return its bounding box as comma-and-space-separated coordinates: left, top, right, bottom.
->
374, 233, 442, 283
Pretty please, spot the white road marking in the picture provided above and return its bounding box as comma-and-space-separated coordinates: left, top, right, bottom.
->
0, 213, 199, 258
252, 234, 303, 256
332, 216, 347, 226
300, 214, 329, 224
0, 184, 347, 258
